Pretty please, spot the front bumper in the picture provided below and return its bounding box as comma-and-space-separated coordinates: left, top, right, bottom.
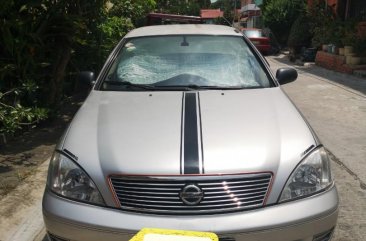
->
43, 186, 338, 241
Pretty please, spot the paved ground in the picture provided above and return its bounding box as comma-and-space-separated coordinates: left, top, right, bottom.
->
0, 55, 365, 241
267, 55, 366, 240
0, 161, 48, 241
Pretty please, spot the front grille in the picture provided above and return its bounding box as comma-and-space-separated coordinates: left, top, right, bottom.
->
219, 237, 236, 241
109, 173, 272, 215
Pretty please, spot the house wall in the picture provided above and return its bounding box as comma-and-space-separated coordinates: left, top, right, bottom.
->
241, 0, 262, 28
307, 0, 338, 9
348, 0, 366, 20
308, 0, 366, 20
246, 16, 262, 28
328, 0, 338, 7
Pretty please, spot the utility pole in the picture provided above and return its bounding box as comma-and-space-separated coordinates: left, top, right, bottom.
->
232, 0, 237, 26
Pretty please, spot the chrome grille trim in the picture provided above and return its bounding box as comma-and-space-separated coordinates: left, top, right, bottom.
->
117, 199, 262, 208
200, 193, 265, 204
204, 190, 267, 199
109, 173, 272, 215
113, 186, 182, 191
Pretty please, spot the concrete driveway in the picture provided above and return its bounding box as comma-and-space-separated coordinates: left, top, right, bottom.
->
0, 55, 365, 241
267, 55, 366, 240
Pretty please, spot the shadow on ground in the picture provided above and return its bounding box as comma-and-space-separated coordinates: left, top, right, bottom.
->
0, 96, 83, 155
0, 95, 84, 197
272, 55, 366, 96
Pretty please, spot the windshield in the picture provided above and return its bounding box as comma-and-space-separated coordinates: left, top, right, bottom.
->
102, 35, 272, 90
243, 30, 263, 38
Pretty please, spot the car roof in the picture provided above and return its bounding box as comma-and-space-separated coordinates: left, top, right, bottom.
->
124, 24, 242, 38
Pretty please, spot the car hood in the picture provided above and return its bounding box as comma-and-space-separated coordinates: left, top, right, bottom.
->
62, 88, 317, 203
63, 88, 317, 175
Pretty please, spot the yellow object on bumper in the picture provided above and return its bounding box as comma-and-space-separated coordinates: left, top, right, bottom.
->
129, 228, 218, 241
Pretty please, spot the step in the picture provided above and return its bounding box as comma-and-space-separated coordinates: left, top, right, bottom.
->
353, 70, 366, 78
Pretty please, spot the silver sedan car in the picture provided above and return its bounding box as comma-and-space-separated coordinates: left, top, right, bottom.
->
43, 24, 338, 241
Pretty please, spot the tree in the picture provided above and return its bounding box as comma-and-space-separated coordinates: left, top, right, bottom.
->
261, 0, 306, 45
156, 0, 207, 16
109, 0, 156, 27
1, 0, 219, 134
0, 1, 53, 133
211, 0, 241, 24
0, 0, 108, 133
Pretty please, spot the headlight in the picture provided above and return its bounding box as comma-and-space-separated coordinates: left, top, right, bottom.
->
279, 147, 333, 202
47, 151, 105, 205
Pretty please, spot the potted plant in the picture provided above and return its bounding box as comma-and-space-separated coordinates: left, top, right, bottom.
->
342, 31, 355, 56
332, 22, 344, 55
342, 30, 356, 64
339, 47, 345, 56
309, 2, 333, 52
287, 14, 312, 61
352, 37, 366, 65
342, 20, 358, 56
346, 53, 355, 64
311, 26, 329, 51
310, 19, 332, 52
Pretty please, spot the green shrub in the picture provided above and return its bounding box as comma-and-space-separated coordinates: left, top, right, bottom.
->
307, 0, 358, 48
262, 0, 306, 45
98, 16, 134, 60
287, 14, 312, 48
0, 85, 48, 134
354, 37, 366, 56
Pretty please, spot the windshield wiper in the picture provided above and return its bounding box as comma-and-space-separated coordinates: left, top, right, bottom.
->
189, 85, 246, 90
103, 80, 155, 90
152, 84, 200, 90
154, 85, 250, 90
103, 81, 260, 91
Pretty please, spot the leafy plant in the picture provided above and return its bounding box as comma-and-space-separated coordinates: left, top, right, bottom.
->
340, 20, 358, 46
331, 21, 345, 47
109, 0, 156, 27
156, 0, 211, 16
262, 0, 306, 45
1, 0, 223, 135
97, 16, 134, 60
0, 0, 107, 134
287, 14, 312, 48
308, 0, 335, 47
0, 85, 48, 134
353, 37, 366, 56
342, 30, 356, 46
210, 0, 241, 24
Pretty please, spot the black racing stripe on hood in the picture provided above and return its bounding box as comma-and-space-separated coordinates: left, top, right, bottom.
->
180, 92, 184, 175
183, 92, 200, 174
198, 92, 204, 174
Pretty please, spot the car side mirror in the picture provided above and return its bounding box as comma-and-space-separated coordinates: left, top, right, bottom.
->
78, 71, 96, 86
276, 68, 298, 85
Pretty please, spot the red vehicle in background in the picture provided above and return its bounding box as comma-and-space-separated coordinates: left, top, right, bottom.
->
242, 28, 270, 55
